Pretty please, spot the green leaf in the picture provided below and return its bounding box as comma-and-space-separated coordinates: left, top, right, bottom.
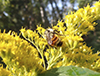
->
38, 65, 100, 76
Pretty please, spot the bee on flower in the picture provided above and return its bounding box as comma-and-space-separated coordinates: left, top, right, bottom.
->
44, 28, 64, 47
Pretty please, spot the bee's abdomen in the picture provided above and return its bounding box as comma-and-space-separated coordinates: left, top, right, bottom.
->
51, 35, 58, 46
51, 35, 62, 46
57, 41, 63, 46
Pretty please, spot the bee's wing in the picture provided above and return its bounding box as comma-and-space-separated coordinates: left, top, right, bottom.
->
48, 39, 52, 45
46, 33, 53, 45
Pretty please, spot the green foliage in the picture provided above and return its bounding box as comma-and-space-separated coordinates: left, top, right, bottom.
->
38, 65, 100, 76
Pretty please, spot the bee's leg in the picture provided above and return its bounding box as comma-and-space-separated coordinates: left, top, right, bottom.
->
53, 30, 60, 34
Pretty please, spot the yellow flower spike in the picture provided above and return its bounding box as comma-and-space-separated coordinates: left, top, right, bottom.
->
27, 29, 34, 34
0, 66, 11, 76
20, 28, 28, 38
33, 33, 39, 40
88, 25, 94, 31
84, 4, 91, 16
16, 61, 19, 65
51, 48, 54, 56
68, 39, 73, 48
37, 26, 45, 32
57, 20, 65, 27
67, 61, 73, 66
20, 28, 26, 33
83, 49, 86, 52
94, 1, 100, 14
91, 7, 97, 15
44, 52, 49, 61
73, 41, 78, 48
76, 8, 84, 17
3, 29, 6, 33
39, 41, 45, 48
27, 29, 33, 36
42, 28, 46, 33
36, 26, 46, 39
56, 62, 62, 68
52, 25, 58, 30
64, 1, 100, 37
7, 30, 12, 35
0, 31, 45, 75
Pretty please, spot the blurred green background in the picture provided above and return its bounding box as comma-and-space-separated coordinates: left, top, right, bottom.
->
0, 0, 100, 67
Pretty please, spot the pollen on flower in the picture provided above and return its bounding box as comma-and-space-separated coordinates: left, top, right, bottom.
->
83, 49, 86, 52
88, 25, 94, 30
80, 46, 82, 49
72, 51, 74, 54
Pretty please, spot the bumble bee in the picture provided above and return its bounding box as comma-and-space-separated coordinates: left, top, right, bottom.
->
44, 28, 63, 47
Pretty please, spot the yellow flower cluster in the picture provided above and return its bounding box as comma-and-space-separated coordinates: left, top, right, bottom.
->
0, 64, 11, 76
0, 30, 44, 76
54, 2, 100, 37
0, 1, 100, 76
35, 1, 100, 72
20, 27, 47, 69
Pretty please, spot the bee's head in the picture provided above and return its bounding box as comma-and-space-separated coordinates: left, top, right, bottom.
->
44, 28, 54, 35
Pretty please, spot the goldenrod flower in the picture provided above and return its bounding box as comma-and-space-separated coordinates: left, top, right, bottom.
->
0, 30, 45, 76
0, 1, 100, 75
0, 65, 11, 76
